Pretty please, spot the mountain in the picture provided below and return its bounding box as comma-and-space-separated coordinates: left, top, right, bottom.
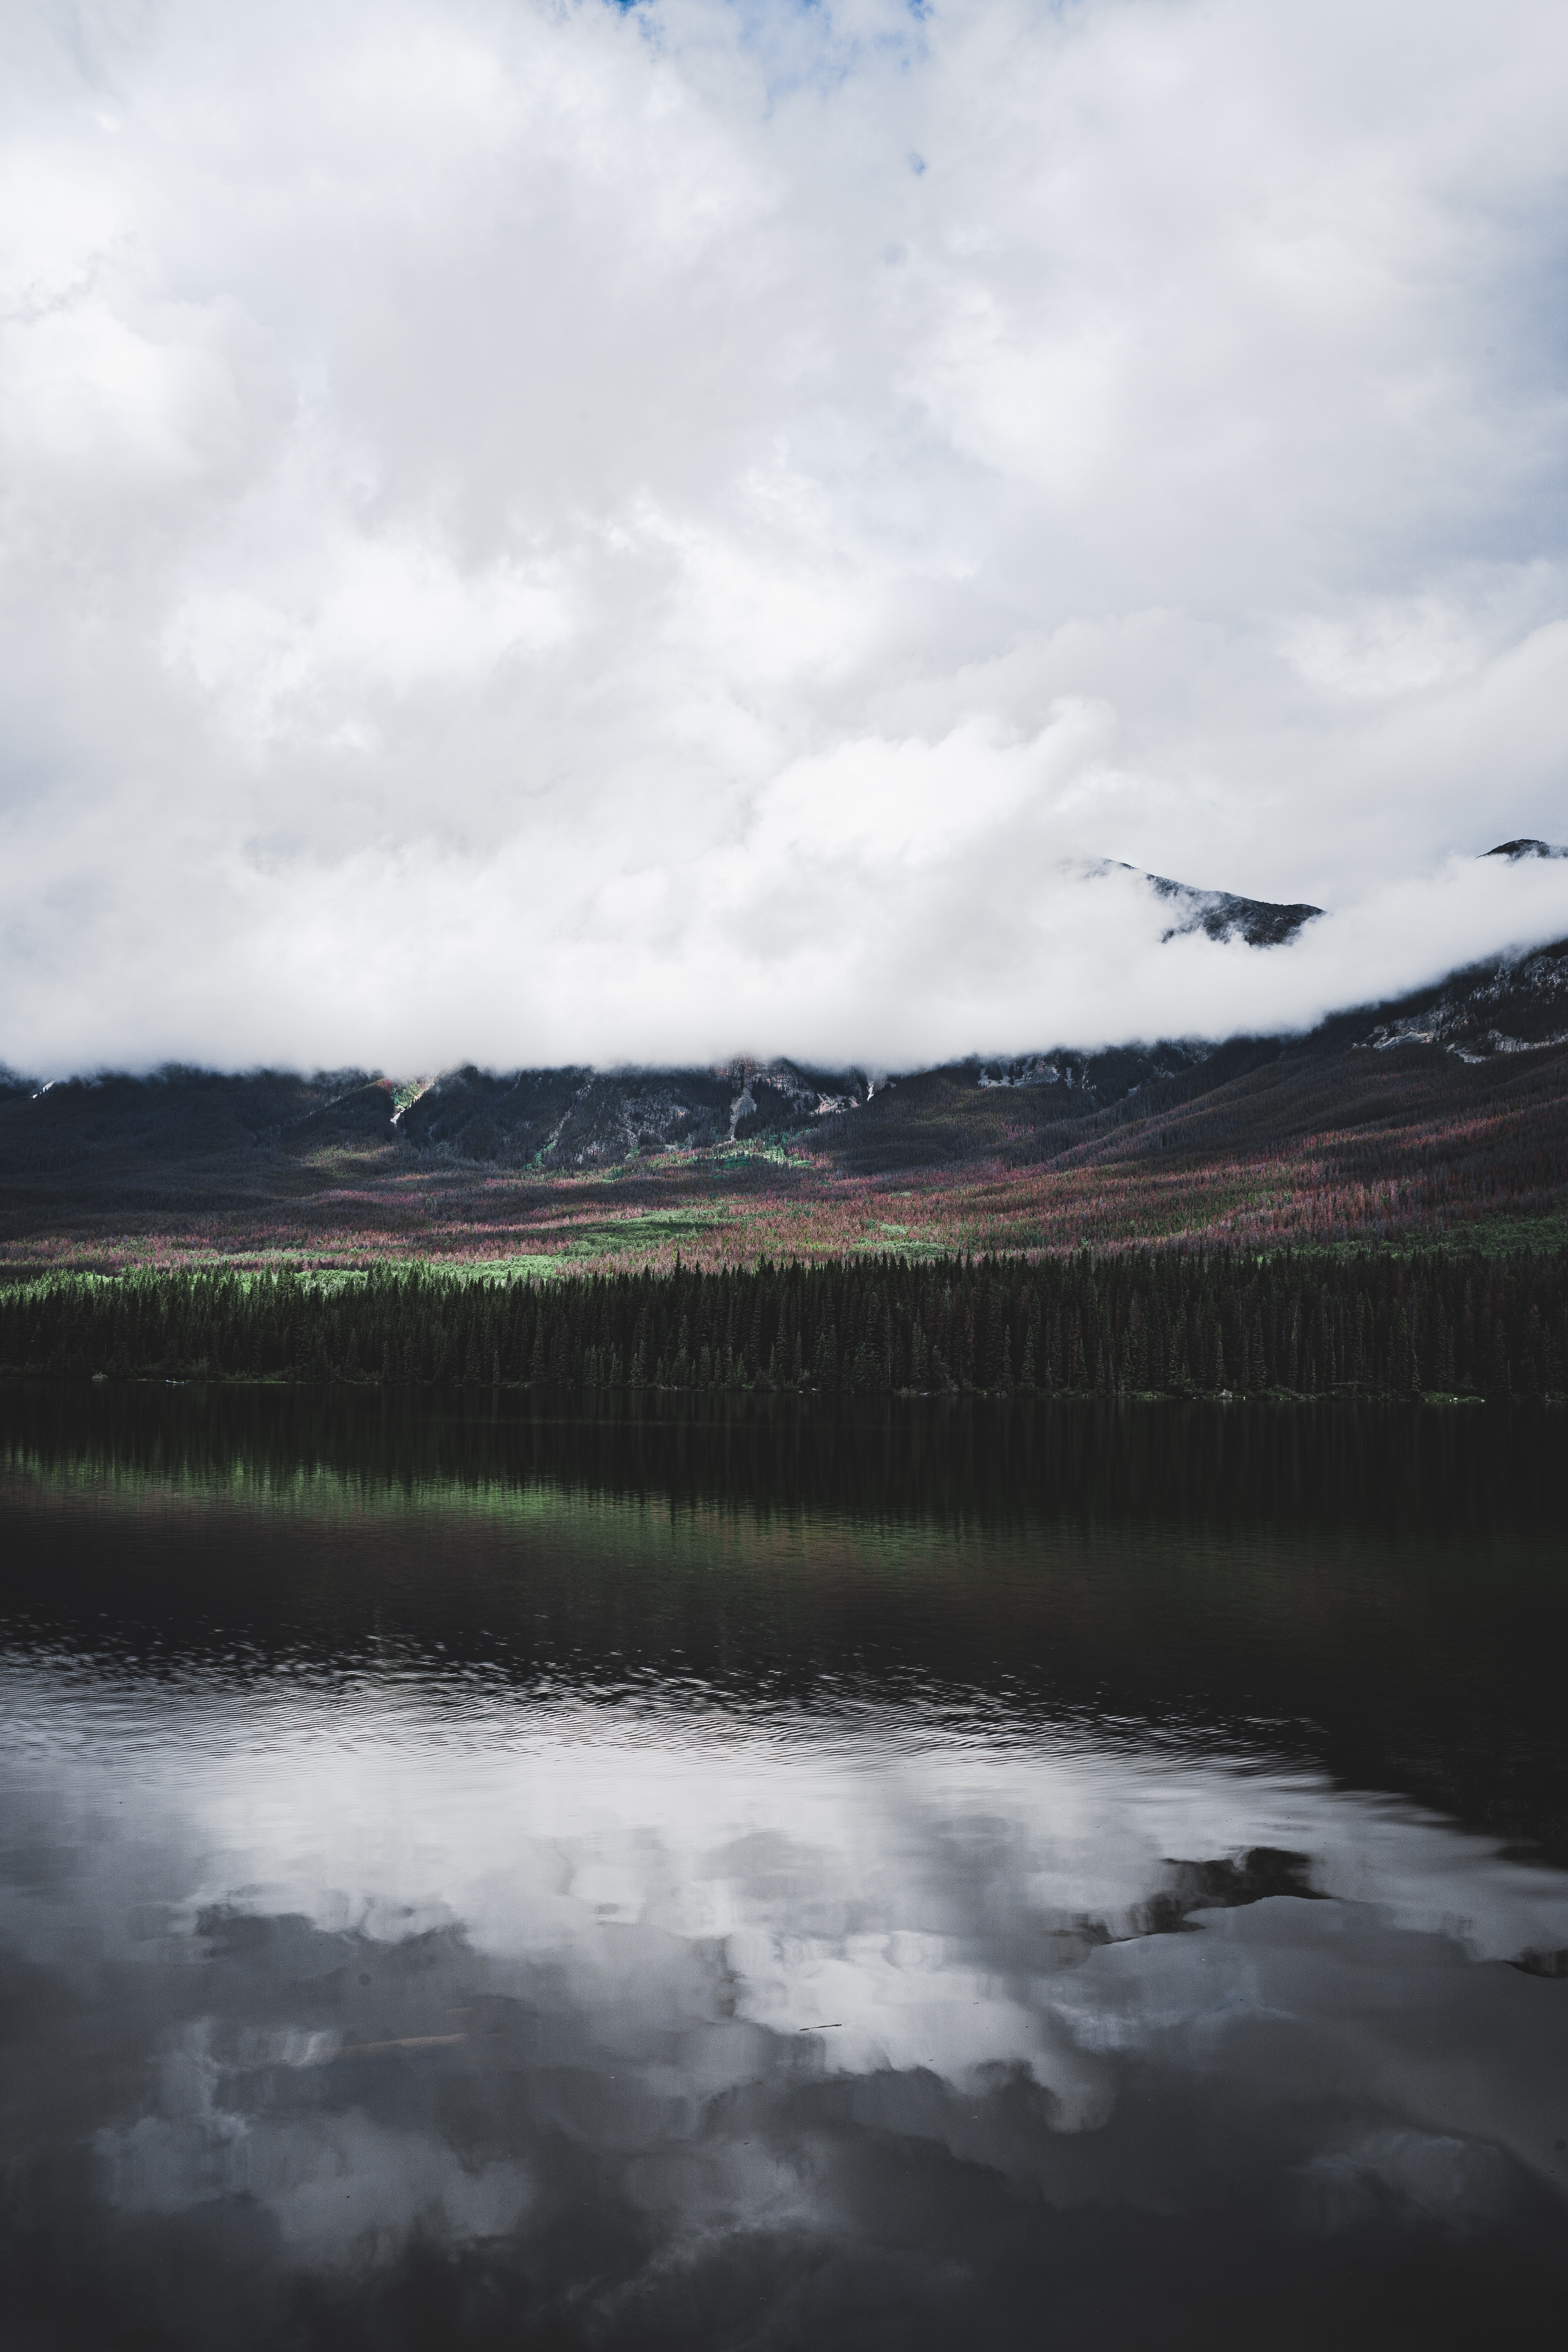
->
1337, 943, 1568, 1061
397, 1060, 870, 1165
1, 851, 1564, 1240
814, 936, 1568, 1176
6, 918, 1561, 1189
1093, 860, 1324, 946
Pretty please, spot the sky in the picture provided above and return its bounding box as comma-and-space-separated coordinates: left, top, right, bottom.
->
2, 0, 1567, 1078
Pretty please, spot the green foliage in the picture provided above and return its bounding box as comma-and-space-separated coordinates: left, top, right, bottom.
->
2, 1247, 1564, 1405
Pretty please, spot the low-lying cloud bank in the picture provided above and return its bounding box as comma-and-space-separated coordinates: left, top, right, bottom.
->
2, 0, 1566, 1077
7, 742, 1568, 1078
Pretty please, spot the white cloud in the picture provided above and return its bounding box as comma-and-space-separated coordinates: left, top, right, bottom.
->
164, 535, 572, 745
0, 0, 1565, 1075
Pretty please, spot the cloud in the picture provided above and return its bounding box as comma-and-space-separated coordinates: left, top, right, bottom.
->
1, 0, 1566, 1074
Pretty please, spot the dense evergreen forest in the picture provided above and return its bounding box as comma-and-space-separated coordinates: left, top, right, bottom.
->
2, 1249, 1564, 1402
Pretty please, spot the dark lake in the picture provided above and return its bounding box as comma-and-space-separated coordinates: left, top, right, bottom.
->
3, 1384, 1566, 2347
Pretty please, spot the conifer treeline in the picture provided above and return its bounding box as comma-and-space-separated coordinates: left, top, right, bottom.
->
2, 1249, 1565, 1401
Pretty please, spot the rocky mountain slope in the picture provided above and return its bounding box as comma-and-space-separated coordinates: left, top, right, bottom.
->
396, 1060, 870, 1165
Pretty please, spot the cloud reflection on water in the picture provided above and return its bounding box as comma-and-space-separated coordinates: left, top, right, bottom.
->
3, 1665, 1566, 2347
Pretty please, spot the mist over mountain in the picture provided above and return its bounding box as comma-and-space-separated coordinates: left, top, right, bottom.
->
14, 841, 1567, 1109
1091, 864, 1324, 949
3, 851, 1564, 1192
1486, 838, 1568, 862
0, 853, 1332, 1156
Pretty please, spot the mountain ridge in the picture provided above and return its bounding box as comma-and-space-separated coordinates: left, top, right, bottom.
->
1, 849, 1564, 1215
2, 927, 1565, 1183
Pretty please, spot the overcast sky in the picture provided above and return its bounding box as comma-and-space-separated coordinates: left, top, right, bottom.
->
3, 0, 1566, 1077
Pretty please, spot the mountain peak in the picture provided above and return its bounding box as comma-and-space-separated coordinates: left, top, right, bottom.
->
1091, 860, 1324, 947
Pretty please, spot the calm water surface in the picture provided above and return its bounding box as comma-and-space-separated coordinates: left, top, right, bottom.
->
2, 1385, 1566, 2348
